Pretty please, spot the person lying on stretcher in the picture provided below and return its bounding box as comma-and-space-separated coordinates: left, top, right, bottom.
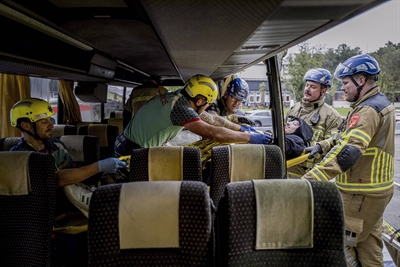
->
284, 116, 313, 160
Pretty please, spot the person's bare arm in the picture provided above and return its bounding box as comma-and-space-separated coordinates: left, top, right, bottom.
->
184, 119, 250, 143
55, 162, 100, 187
199, 112, 241, 131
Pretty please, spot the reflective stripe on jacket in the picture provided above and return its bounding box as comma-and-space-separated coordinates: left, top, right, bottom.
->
304, 87, 395, 194
287, 97, 343, 177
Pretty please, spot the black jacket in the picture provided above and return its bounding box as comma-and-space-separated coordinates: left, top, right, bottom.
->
285, 117, 313, 160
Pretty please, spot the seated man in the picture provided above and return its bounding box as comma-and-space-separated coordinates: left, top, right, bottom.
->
9, 97, 126, 267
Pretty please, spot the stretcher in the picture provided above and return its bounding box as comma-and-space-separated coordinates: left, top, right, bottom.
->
286, 152, 310, 168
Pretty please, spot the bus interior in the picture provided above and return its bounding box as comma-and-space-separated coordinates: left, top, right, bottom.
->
1, 0, 397, 266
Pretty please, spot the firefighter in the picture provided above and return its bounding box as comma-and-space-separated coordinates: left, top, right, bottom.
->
206, 77, 255, 126
115, 74, 270, 156
123, 74, 168, 128
303, 54, 395, 267
286, 68, 343, 178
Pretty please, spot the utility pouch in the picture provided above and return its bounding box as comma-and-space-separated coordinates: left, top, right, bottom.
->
345, 216, 363, 247
310, 113, 320, 126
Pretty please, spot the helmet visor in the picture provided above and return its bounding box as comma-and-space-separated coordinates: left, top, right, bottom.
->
334, 62, 354, 81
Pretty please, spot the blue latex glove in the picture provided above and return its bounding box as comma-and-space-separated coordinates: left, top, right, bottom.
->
240, 125, 257, 132
249, 133, 272, 144
98, 158, 127, 173
305, 144, 322, 159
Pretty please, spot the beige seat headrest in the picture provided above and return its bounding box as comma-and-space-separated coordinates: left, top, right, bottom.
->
0, 151, 32, 195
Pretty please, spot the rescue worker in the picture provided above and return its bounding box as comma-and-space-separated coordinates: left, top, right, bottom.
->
206, 77, 255, 126
286, 68, 342, 178
303, 54, 395, 267
115, 74, 271, 157
9, 97, 126, 266
123, 74, 168, 128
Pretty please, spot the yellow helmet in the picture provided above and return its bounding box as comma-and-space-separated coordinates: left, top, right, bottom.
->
10, 98, 55, 127
184, 75, 218, 103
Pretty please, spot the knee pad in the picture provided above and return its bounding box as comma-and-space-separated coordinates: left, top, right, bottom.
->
338, 145, 361, 172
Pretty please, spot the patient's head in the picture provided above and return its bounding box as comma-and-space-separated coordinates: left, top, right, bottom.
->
285, 116, 313, 144
285, 118, 300, 134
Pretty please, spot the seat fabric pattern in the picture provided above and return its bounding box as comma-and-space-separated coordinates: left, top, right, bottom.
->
210, 145, 283, 207
88, 181, 212, 266
215, 180, 346, 267
0, 152, 56, 267
129, 147, 202, 182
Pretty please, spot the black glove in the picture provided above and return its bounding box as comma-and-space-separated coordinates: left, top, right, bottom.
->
305, 144, 322, 159
237, 116, 256, 127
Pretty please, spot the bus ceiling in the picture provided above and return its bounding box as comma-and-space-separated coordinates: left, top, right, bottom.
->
0, 0, 386, 86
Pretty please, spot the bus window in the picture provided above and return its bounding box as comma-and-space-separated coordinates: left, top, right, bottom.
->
30, 77, 59, 124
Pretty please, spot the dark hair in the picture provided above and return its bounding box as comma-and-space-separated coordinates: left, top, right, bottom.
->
16, 117, 31, 127
148, 74, 162, 85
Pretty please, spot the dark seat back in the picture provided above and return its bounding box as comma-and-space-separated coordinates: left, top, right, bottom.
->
60, 135, 100, 167
210, 144, 284, 207
215, 180, 346, 267
60, 135, 101, 186
78, 124, 119, 159
129, 146, 202, 182
101, 118, 123, 134
88, 181, 213, 266
51, 124, 77, 137
0, 152, 56, 267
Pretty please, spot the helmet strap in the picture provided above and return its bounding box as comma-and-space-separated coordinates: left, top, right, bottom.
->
20, 122, 50, 144
349, 75, 365, 101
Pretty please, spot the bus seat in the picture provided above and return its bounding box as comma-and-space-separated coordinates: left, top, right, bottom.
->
129, 146, 202, 182
75, 122, 102, 134
78, 124, 119, 160
215, 179, 346, 267
102, 118, 123, 134
110, 110, 123, 118
88, 181, 213, 266
209, 144, 284, 207
0, 151, 56, 267
60, 134, 105, 188
0, 137, 20, 151
60, 135, 100, 167
51, 125, 77, 137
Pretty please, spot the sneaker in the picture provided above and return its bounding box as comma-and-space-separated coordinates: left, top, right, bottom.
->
64, 183, 94, 218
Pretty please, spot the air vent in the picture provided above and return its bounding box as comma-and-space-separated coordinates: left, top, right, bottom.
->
241, 45, 261, 50
240, 44, 280, 51
261, 45, 280, 50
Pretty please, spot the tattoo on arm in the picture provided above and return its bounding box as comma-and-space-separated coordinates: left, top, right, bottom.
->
200, 112, 239, 131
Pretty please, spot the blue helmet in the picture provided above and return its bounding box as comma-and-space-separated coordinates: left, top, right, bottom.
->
303, 68, 332, 88
226, 78, 249, 100
334, 54, 380, 80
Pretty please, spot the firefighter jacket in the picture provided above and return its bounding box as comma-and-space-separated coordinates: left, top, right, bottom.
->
125, 83, 168, 117
303, 86, 395, 194
286, 97, 343, 177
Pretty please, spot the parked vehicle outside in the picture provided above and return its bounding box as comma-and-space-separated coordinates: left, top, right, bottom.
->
395, 110, 400, 122
244, 110, 272, 127
236, 109, 245, 116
